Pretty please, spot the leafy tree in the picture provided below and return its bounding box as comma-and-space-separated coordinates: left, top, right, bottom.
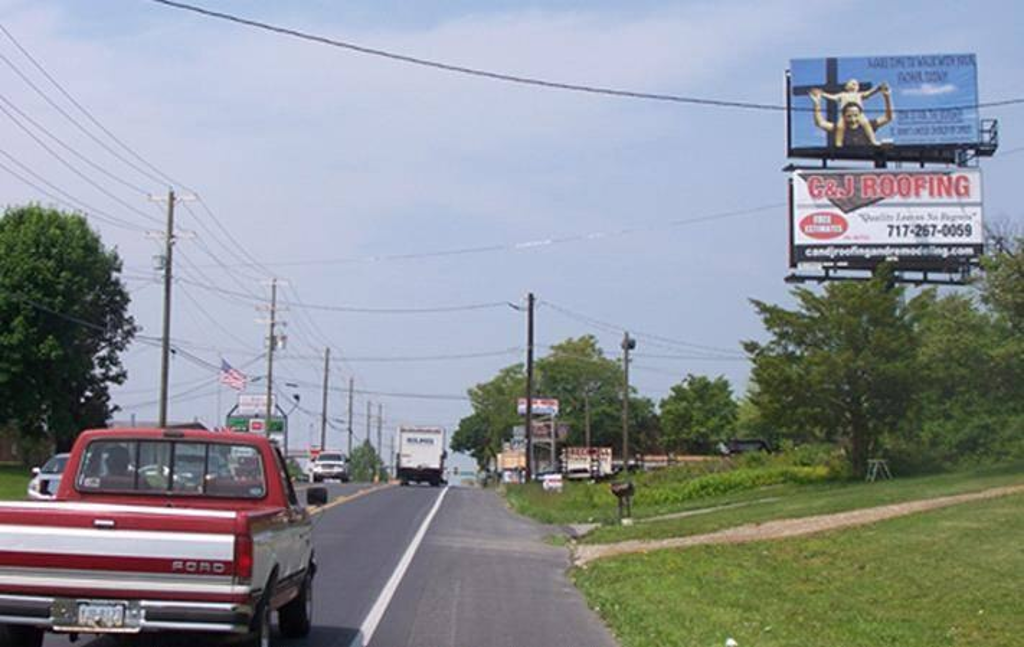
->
980, 236, 1024, 333
659, 374, 738, 453
452, 364, 523, 471
744, 269, 916, 474
0, 206, 135, 456
535, 336, 623, 450
900, 256, 1024, 467
453, 336, 659, 468
348, 439, 384, 482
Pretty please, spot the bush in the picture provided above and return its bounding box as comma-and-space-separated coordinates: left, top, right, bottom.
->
634, 465, 832, 508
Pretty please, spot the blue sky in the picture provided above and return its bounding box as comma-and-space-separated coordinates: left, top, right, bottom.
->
0, 1, 1021, 469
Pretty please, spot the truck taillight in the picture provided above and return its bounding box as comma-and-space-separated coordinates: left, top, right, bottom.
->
235, 534, 253, 582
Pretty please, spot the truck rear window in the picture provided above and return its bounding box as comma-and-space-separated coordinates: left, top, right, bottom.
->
77, 440, 266, 499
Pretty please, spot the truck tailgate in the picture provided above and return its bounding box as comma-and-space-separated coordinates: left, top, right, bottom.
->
0, 501, 245, 603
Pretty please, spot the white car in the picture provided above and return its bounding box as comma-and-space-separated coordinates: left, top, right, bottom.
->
309, 452, 350, 482
26, 453, 69, 501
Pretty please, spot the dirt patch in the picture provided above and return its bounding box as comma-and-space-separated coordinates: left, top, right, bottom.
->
574, 484, 1024, 566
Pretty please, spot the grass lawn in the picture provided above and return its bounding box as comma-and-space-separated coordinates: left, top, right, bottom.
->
575, 493, 1024, 647
581, 463, 1024, 544
0, 465, 30, 500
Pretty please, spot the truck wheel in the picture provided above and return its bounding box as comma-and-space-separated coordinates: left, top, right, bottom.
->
244, 590, 273, 647
0, 625, 44, 647
279, 572, 313, 638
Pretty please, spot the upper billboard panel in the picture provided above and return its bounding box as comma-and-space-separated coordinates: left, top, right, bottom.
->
789, 54, 979, 160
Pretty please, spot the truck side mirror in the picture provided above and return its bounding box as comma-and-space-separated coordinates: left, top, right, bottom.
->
31, 467, 40, 476
306, 486, 328, 507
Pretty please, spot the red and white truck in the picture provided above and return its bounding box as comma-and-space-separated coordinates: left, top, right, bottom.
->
0, 427, 328, 647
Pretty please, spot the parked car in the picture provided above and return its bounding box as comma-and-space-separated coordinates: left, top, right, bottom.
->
0, 427, 328, 647
309, 451, 350, 483
26, 453, 69, 501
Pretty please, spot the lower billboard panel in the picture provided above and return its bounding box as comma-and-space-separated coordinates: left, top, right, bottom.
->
790, 168, 983, 271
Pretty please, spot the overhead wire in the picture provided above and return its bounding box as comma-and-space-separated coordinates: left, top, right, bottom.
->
0, 150, 149, 232
540, 299, 745, 357
0, 94, 164, 226
199, 203, 786, 269
0, 29, 169, 187
143, 0, 1024, 114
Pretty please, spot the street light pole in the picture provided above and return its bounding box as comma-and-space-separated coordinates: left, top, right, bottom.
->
621, 332, 635, 467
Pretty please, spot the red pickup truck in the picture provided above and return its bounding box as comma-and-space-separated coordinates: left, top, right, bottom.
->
0, 427, 328, 647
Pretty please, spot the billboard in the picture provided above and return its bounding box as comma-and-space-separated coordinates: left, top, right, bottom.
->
237, 394, 274, 416
789, 54, 979, 159
790, 168, 983, 270
517, 398, 559, 416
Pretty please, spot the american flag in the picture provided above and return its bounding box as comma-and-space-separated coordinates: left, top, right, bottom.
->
219, 359, 248, 391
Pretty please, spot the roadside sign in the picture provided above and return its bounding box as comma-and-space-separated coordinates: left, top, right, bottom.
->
248, 419, 265, 434
226, 416, 285, 433
542, 473, 564, 493
517, 398, 559, 416
237, 394, 275, 416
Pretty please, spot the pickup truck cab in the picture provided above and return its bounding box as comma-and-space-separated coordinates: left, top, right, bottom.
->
0, 427, 328, 647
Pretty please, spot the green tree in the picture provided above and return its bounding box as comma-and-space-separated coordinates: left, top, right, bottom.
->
744, 269, 917, 474
0, 206, 136, 455
451, 364, 523, 471
535, 336, 623, 450
980, 236, 1024, 333
348, 439, 384, 482
453, 336, 660, 468
659, 374, 738, 453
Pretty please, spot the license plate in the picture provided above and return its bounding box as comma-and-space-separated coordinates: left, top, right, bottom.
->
77, 603, 125, 629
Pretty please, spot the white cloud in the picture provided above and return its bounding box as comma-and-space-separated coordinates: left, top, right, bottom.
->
901, 82, 957, 96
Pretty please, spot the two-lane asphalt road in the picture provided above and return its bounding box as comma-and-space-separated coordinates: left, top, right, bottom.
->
43, 483, 616, 647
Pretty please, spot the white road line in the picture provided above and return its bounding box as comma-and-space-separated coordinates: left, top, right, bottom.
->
350, 486, 449, 647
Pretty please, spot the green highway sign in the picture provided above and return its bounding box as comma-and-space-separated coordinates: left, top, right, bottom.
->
226, 416, 285, 433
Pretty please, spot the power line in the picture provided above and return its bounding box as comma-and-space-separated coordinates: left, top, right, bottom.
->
174, 275, 514, 314
0, 92, 151, 195
633, 352, 749, 362
199, 202, 786, 269
0, 29, 169, 187
0, 95, 164, 226
0, 150, 149, 232
0, 23, 278, 294
540, 299, 745, 357
144, 0, 1024, 113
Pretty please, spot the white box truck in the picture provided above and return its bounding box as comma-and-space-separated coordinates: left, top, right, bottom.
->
396, 426, 447, 487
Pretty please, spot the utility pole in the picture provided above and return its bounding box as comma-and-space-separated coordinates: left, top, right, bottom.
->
366, 400, 372, 445
156, 189, 176, 428
377, 403, 383, 458
262, 279, 280, 437
346, 377, 354, 455
319, 347, 330, 451
524, 292, 536, 481
147, 189, 195, 428
584, 389, 592, 450
376, 403, 383, 483
621, 332, 636, 466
